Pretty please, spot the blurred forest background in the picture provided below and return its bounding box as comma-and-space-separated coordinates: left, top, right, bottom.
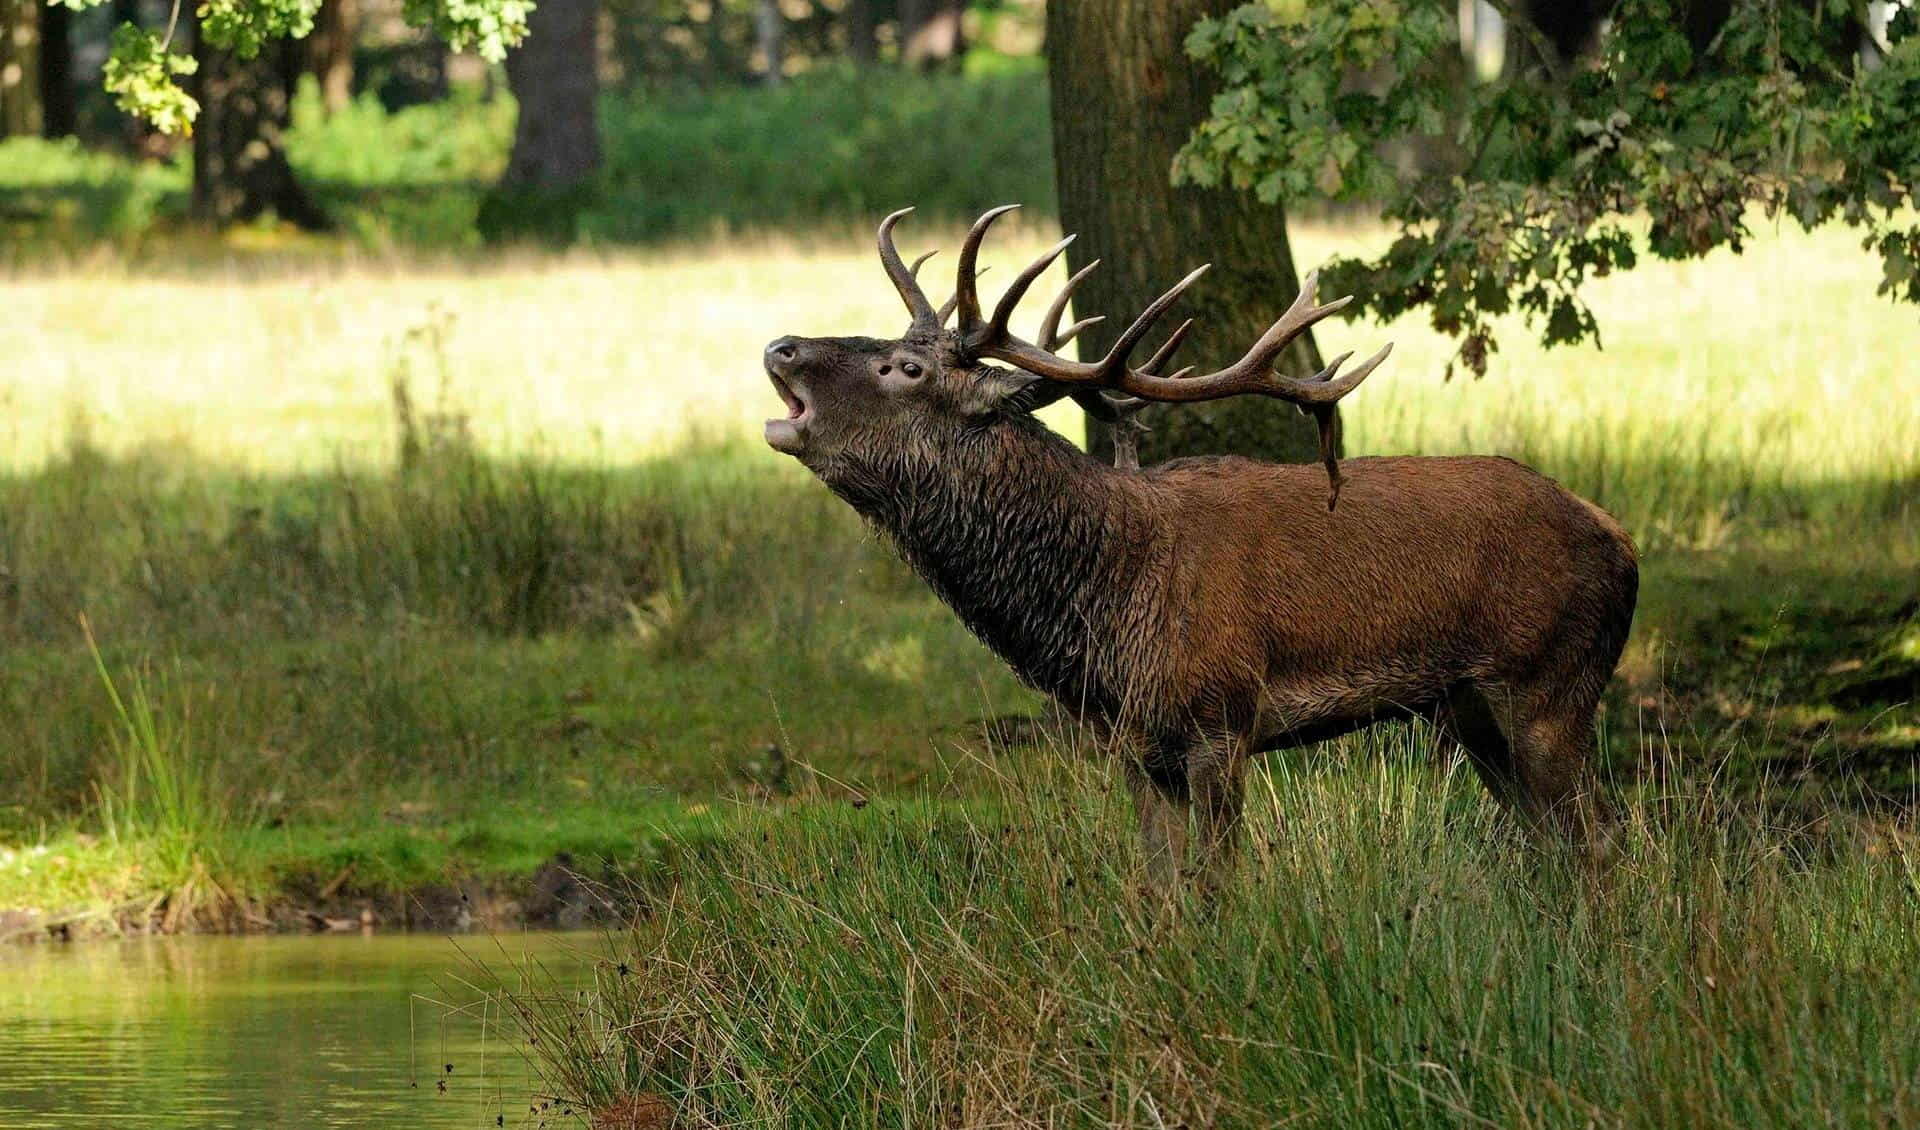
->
0, 0, 1054, 245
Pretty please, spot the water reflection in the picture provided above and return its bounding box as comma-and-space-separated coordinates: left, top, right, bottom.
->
0, 931, 602, 1128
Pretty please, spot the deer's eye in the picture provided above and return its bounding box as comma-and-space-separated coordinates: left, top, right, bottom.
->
901, 361, 924, 378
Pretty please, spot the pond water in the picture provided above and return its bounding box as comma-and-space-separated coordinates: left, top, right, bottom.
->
0, 930, 605, 1128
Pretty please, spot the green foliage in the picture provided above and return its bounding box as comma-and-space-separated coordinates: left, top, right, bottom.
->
1178, 0, 1920, 375
285, 78, 514, 245
286, 80, 511, 187
99, 24, 200, 136
399, 0, 533, 64
199, 0, 321, 60
583, 63, 1054, 240
3, 67, 1052, 245
0, 136, 187, 239
69, 0, 528, 135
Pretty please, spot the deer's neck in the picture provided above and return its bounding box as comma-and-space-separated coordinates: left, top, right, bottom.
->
829, 416, 1149, 710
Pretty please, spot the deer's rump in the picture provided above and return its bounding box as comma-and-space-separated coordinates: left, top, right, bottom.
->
1138, 453, 1639, 744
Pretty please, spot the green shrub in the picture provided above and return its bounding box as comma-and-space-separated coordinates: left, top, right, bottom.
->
583, 62, 1055, 241
285, 77, 515, 247
0, 136, 186, 241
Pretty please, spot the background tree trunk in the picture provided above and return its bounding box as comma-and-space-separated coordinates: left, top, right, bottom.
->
38, 0, 72, 137
0, 0, 43, 137
1045, 0, 1325, 466
844, 0, 876, 65
754, 0, 783, 84
482, 0, 600, 241
900, 0, 964, 70
191, 33, 329, 228
309, 0, 358, 113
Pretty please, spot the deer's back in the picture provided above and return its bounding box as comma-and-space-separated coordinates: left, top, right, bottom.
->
1129, 454, 1637, 730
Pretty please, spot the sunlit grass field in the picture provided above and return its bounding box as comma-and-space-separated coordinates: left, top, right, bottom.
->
7, 217, 1915, 492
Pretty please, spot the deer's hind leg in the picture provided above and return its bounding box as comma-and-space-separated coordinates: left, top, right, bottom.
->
1434, 681, 1525, 813
1506, 696, 1614, 863
1465, 675, 1614, 864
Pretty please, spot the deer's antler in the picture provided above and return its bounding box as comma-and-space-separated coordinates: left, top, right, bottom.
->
939, 205, 1390, 508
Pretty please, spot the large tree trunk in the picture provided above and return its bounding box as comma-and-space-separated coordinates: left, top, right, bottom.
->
309, 0, 358, 113
900, 0, 965, 70
1046, 0, 1324, 466
481, 0, 600, 241
191, 33, 329, 228
0, 0, 42, 137
39, 0, 73, 137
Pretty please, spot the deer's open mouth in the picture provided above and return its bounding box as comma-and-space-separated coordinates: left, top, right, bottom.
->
765, 372, 810, 453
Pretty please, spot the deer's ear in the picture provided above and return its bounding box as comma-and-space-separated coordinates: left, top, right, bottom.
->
956, 365, 1045, 417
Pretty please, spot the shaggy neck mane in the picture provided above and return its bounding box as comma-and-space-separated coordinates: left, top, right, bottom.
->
827, 412, 1150, 710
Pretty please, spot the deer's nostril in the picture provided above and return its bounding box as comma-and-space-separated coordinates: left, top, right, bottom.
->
771, 342, 798, 361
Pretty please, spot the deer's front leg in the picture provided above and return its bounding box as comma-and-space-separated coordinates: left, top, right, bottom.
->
1121, 756, 1187, 896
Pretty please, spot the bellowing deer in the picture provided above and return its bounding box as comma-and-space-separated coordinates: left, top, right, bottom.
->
763, 207, 1638, 888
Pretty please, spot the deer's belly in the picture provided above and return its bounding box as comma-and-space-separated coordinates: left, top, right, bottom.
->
1251, 673, 1448, 749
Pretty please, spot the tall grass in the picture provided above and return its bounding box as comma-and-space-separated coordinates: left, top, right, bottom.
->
498, 739, 1920, 1127
78, 617, 257, 928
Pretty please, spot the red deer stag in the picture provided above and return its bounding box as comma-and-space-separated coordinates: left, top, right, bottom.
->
763, 206, 1639, 888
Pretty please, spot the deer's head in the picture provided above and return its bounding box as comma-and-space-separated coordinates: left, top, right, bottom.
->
764, 206, 1393, 505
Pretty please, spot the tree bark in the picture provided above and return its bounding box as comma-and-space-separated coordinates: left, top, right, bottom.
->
754, 0, 783, 84
309, 0, 358, 113
1045, 0, 1325, 466
498, 0, 600, 188
191, 33, 329, 228
0, 0, 42, 138
844, 0, 876, 65
482, 0, 600, 240
38, 0, 72, 137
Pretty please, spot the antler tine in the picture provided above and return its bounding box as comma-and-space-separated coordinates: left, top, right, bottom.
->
1140, 318, 1193, 375
1104, 270, 1382, 406
1049, 317, 1104, 348
1037, 259, 1100, 350
1080, 318, 1190, 422
878, 208, 938, 326
1069, 316, 1190, 428
971, 262, 1206, 384
1094, 265, 1211, 373
981, 234, 1076, 346
937, 266, 989, 326
953, 204, 1022, 331
1099, 320, 1192, 471
909, 249, 937, 278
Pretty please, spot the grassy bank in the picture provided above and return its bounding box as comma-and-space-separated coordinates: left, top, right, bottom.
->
0, 217, 1915, 933
495, 748, 1920, 1127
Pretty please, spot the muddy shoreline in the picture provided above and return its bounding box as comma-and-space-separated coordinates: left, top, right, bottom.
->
0, 852, 638, 945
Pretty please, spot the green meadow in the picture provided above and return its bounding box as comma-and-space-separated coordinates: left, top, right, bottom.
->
1, 213, 1916, 1121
